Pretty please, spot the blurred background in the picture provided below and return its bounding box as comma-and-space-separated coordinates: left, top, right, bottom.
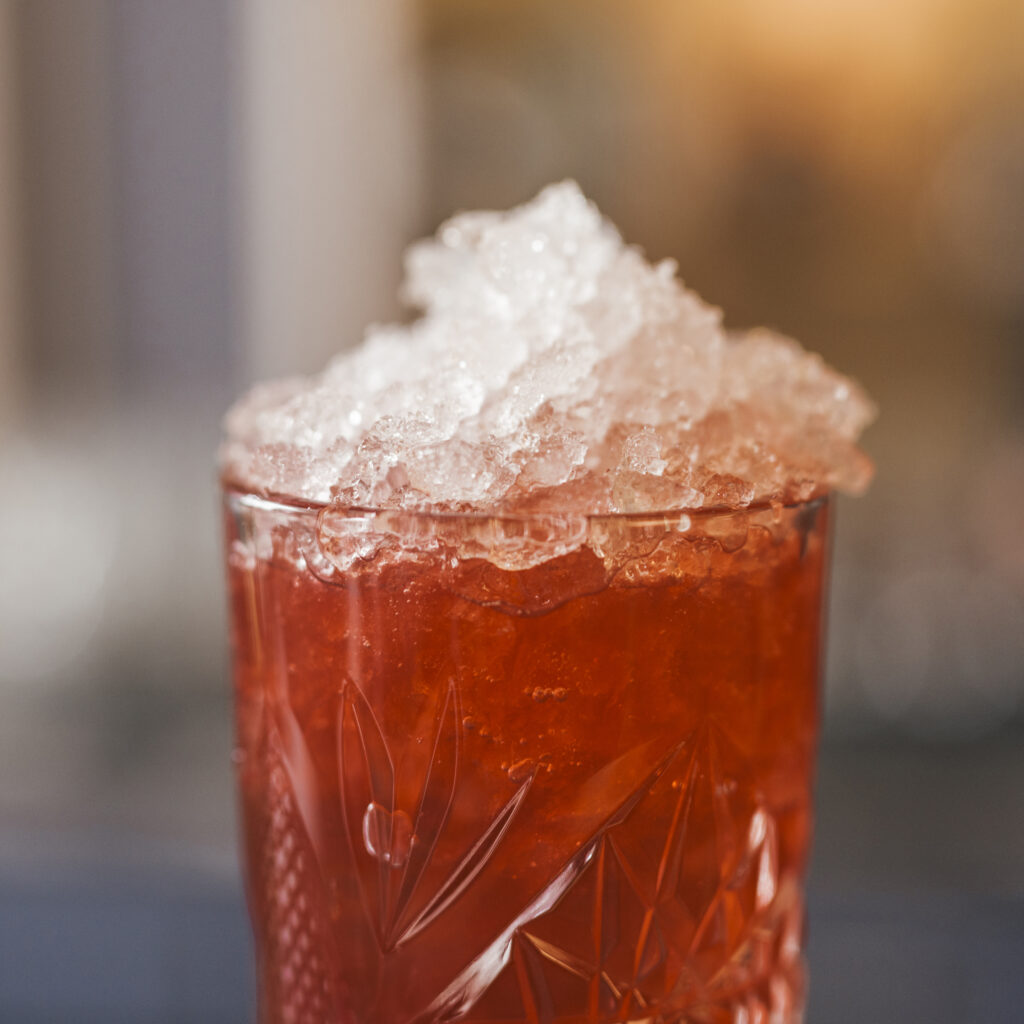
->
1, 1, 1022, 1021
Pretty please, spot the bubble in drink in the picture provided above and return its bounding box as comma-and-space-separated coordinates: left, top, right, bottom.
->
222, 183, 873, 1023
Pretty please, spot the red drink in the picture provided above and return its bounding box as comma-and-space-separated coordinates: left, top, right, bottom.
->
225, 494, 829, 1024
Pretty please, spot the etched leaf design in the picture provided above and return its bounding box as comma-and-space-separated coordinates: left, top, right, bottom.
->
338, 680, 396, 940
336, 677, 544, 957
394, 772, 534, 946
387, 680, 461, 943
338, 678, 474, 949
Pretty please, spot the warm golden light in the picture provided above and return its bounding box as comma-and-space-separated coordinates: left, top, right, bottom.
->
639, 0, 1023, 186
700, 0, 953, 72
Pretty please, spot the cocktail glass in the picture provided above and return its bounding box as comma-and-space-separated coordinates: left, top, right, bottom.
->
223, 489, 830, 1024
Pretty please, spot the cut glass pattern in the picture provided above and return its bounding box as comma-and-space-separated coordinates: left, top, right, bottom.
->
257, 685, 805, 1023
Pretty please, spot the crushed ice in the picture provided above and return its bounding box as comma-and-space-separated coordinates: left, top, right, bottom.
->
223, 182, 874, 520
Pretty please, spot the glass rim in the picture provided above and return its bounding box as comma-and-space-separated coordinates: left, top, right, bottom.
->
222, 482, 830, 527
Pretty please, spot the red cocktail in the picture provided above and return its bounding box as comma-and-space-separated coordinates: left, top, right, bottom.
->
221, 181, 872, 1023
224, 496, 829, 1023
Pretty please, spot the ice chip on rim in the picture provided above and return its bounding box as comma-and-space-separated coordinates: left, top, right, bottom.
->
222, 181, 875, 525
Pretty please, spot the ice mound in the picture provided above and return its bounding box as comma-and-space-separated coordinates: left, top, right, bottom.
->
222, 182, 874, 518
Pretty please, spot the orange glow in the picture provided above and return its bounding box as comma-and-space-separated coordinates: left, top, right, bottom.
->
634, 0, 1021, 185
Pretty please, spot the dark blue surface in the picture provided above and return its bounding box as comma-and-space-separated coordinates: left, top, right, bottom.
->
1, 869, 1021, 1023
806, 892, 1024, 1023
0, 870, 253, 1024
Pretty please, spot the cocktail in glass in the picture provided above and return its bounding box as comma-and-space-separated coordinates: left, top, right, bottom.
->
223, 494, 829, 1023
220, 181, 871, 1023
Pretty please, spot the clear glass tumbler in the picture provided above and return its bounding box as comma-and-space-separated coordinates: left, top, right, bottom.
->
223, 489, 830, 1024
